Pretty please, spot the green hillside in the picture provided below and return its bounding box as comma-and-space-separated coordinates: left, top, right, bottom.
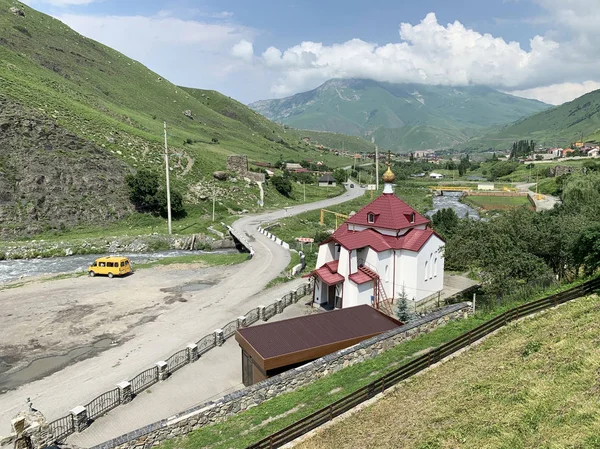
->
466, 88, 600, 151
181, 87, 376, 154
0, 1, 354, 235
249, 79, 549, 151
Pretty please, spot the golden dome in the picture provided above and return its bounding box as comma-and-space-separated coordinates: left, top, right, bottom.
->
382, 151, 396, 183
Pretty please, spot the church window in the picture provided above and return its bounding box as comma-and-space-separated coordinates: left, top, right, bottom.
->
434, 258, 438, 277
368, 213, 375, 223
424, 261, 428, 281
410, 212, 415, 223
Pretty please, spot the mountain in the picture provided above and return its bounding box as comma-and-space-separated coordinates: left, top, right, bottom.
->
249, 79, 550, 151
463, 89, 600, 151
0, 2, 366, 235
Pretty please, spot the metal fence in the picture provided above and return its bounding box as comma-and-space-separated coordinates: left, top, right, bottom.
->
48, 415, 74, 442
222, 320, 239, 339
245, 308, 260, 326
282, 293, 293, 308
263, 303, 277, 321
166, 348, 188, 374
130, 366, 159, 395
86, 388, 121, 421
197, 333, 216, 356
247, 277, 600, 449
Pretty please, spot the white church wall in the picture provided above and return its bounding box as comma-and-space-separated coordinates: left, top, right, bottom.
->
338, 248, 350, 277
314, 280, 326, 304
357, 282, 374, 306
415, 236, 445, 302
397, 250, 419, 301
316, 242, 335, 268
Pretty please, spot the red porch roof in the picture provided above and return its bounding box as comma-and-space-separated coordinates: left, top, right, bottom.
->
309, 259, 344, 285
349, 271, 372, 285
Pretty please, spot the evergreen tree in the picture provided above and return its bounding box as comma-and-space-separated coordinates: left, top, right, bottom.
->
396, 286, 413, 323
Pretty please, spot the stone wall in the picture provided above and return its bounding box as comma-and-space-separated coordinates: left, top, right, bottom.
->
93, 302, 472, 449
226, 155, 265, 183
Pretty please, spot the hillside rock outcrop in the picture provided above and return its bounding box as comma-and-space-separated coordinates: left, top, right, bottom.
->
0, 97, 133, 236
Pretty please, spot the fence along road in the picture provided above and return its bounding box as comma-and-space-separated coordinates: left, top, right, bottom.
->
247, 277, 600, 449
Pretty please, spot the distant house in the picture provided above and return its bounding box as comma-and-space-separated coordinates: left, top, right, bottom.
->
478, 183, 495, 191
429, 172, 444, 179
589, 149, 599, 158
318, 174, 336, 187
302, 137, 310, 143
285, 163, 303, 171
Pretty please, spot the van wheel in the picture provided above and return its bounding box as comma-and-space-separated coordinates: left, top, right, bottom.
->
108, 273, 114, 279
89, 271, 95, 277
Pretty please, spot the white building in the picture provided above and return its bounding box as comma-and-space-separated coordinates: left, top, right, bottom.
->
307, 162, 445, 311
429, 172, 444, 179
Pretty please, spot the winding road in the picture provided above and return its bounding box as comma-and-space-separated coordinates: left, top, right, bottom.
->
0, 184, 365, 441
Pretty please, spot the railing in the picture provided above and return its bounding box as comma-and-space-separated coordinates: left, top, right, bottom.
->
222, 320, 239, 339
130, 366, 159, 395
245, 308, 260, 326
247, 277, 600, 448
263, 303, 277, 321
48, 415, 74, 442
43, 282, 314, 444
86, 388, 121, 421
166, 349, 188, 374
197, 333, 216, 356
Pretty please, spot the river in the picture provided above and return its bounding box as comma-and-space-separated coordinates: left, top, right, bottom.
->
0, 249, 236, 284
427, 191, 480, 219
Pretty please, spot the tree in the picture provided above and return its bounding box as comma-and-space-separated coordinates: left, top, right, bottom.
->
396, 286, 413, 322
572, 224, 600, 276
126, 169, 159, 212
431, 208, 459, 239
332, 168, 347, 185
125, 169, 186, 217
271, 175, 292, 197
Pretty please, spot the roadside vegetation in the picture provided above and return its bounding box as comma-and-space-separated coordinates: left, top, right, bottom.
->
297, 293, 600, 449
461, 194, 533, 212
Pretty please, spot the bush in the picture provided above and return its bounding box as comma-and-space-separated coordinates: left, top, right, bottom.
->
126, 169, 186, 217
271, 175, 292, 197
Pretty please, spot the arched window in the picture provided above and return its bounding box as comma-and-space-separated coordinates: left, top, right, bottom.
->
434, 258, 438, 277
410, 212, 415, 223
429, 253, 433, 279
368, 213, 375, 223
424, 261, 428, 281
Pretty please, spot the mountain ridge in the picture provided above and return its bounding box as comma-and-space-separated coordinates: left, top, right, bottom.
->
249, 79, 550, 151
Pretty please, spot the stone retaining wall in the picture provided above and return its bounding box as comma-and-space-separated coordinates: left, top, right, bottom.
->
93, 302, 472, 449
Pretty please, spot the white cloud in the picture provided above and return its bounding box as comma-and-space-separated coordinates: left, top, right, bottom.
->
231, 39, 254, 62
231, 13, 562, 97
508, 81, 600, 105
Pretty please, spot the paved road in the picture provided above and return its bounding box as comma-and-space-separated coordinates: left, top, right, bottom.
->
0, 185, 364, 440
515, 182, 561, 211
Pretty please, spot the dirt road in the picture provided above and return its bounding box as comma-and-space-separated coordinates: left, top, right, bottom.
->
0, 184, 364, 436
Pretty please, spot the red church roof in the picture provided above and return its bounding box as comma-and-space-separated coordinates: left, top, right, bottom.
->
345, 193, 429, 231
329, 224, 440, 253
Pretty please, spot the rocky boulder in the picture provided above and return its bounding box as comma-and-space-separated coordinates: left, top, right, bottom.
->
212, 171, 228, 181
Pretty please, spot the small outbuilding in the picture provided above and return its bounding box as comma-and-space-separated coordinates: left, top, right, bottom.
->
318, 174, 336, 186
235, 305, 402, 386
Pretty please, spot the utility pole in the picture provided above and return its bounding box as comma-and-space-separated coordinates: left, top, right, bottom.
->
373, 137, 379, 190
212, 184, 216, 222
163, 121, 172, 235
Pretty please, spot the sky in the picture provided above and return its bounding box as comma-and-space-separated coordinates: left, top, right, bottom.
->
20, 0, 600, 105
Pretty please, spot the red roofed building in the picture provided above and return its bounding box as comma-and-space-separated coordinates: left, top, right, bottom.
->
307, 158, 445, 310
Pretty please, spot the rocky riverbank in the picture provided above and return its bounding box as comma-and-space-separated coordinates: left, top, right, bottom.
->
0, 233, 235, 260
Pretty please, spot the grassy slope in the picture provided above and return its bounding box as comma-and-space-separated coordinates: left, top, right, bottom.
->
466, 89, 600, 151
156, 278, 595, 449
462, 195, 533, 211
0, 1, 356, 236
298, 294, 600, 449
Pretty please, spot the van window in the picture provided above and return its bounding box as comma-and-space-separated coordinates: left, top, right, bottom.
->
91, 262, 97, 267
107, 262, 114, 267
120, 262, 125, 267
99, 262, 105, 267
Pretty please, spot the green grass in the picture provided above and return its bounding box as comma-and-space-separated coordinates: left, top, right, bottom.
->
133, 253, 248, 269
0, 2, 360, 237
462, 195, 533, 211
298, 293, 600, 449
156, 272, 595, 449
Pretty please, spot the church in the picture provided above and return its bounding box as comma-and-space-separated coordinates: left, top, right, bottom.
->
308, 159, 445, 311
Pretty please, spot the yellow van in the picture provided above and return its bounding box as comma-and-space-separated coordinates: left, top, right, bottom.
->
88, 256, 133, 278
